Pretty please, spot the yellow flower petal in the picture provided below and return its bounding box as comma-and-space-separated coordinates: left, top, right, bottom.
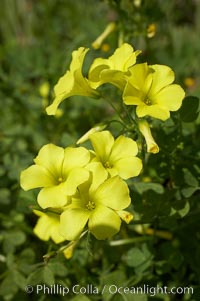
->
107, 43, 140, 71
94, 176, 131, 210
99, 69, 127, 89
152, 84, 185, 111
62, 147, 90, 174
114, 157, 143, 179
136, 104, 170, 120
86, 162, 108, 193
60, 209, 90, 241
34, 144, 64, 179
37, 185, 68, 209
149, 64, 175, 95
123, 82, 143, 105
89, 131, 114, 163
20, 165, 54, 191
127, 63, 151, 90
110, 135, 139, 159
63, 167, 90, 196
89, 204, 121, 240
33, 212, 65, 244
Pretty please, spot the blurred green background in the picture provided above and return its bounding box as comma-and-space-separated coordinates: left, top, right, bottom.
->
0, 0, 200, 300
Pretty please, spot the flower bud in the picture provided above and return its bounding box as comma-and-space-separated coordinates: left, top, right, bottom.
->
92, 22, 116, 50
116, 210, 134, 224
77, 124, 106, 144
138, 120, 159, 154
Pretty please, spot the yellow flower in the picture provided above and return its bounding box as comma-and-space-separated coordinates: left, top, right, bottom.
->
134, 0, 141, 7
39, 81, 50, 99
101, 43, 110, 52
46, 47, 99, 115
60, 163, 131, 240
33, 210, 65, 244
147, 23, 156, 38
88, 130, 142, 179
92, 22, 116, 50
184, 77, 196, 89
138, 120, 159, 154
116, 210, 134, 223
89, 43, 141, 90
63, 241, 77, 259
20, 144, 90, 209
123, 63, 185, 120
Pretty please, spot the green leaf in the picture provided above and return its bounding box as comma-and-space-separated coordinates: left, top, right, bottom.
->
0, 188, 11, 205
0, 272, 18, 298
183, 168, 199, 187
181, 187, 200, 198
172, 201, 190, 218
3, 230, 26, 253
26, 266, 55, 286
48, 261, 68, 277
125, 248, 147, 268
12, 270, 27, 290
124, 244, 153, 274
179, 96, 200, 122
133, 183, 164, 194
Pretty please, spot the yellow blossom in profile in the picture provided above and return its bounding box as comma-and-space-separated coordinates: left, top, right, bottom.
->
89, 43, 141, 90
46, 47, 99, 115
60, 163, 131, 241
88, 130, 142, 179
123, 63, 185, 120
138, 120, 159, 154
20, 144, 90, 208
33, 210, 65, 244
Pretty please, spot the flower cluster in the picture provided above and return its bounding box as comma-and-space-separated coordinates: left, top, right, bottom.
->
20, 131, 142, 242
46, 43, 185, 122
20, 42, 185, 250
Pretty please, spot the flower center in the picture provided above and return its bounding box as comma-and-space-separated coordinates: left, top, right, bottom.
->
86, 200, 96, 211
144, 98, 152, 105
57, 177, 63, 183
104, 160, 112, 168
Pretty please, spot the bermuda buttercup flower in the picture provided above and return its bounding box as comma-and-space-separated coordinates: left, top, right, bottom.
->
123, 63, 185, 120
46, 47, 99, 115
138, 120, 159, 154
89, 43, 141, 90
20, 144, 90, 209
33, 210, 65, 244
60, 163, 132, 240
88, 130, 142, 179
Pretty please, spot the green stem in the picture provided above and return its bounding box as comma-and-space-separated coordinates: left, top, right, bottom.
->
109, 236, 153, 246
